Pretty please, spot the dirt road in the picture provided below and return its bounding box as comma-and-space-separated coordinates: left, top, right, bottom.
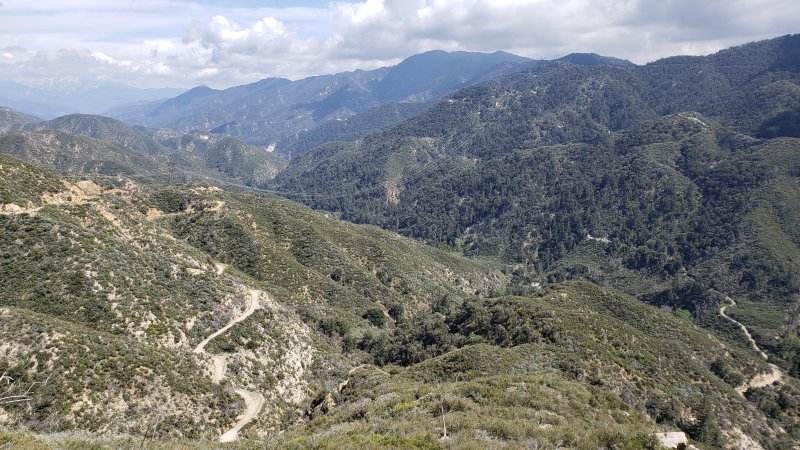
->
194, 289, 265, 442
219, 388, 266, 443
719, 296, 783, 393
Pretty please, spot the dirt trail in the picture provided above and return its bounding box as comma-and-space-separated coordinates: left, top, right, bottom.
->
719, 296, 783, 393
193, 291, 260, 355
719, 297, 768, 359
210, 355, 227, 384
147, 199, 226, 221
193, 290, 265, 442
219, 389, 265, 443
737, 365, 783, 394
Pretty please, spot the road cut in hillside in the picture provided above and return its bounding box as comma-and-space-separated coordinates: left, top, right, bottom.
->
719, 296, 783, 394
193, 289, 265, 442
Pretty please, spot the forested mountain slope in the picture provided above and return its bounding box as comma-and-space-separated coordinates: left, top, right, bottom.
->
274, 35, 800, 373
2, 142, 797, 447
146, 130, 287, 186
0, 152, 504, 442
275, 101, 431, 158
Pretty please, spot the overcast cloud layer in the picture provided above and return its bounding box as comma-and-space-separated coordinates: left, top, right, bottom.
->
1, 0, 798, 89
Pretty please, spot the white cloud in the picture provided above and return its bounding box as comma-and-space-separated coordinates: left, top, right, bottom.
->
89, 51, 135, 68
0, 0, 797, 89
184, 14, 302, 63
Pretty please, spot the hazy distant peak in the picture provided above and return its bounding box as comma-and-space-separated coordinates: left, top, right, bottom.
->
400, 49, 530, 64
181, 85, 219, 97
558, 53, 636, 67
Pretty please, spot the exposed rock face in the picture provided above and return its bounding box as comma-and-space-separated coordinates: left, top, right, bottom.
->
655, 431, 688, 449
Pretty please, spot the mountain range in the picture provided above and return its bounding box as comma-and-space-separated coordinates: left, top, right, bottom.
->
1, 37, 799, 449
106, 50, 533, 150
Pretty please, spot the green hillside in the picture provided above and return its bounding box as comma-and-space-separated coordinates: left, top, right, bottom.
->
1, 35, 800, 450
0, 153, 505, 442
0, 130, 166, 177
280, 282, 799, 449
273, 36, 800, 376
30, 114, 170, 155
0, 116, 287, 188
154, 132, 287, 186
1, 148, 797, 448
0, 106, 40, 134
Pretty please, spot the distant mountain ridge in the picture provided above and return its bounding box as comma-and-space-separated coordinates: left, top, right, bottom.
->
0, 129, 164, 176
0, 106, 40, 133
370, 50, 531, 102
559, 52, 636, 67
27, 113, 170, 155
108, 50, 534, 149
0, 111, 286, 186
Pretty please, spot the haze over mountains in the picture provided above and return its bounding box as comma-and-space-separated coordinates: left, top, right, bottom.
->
1, 36, 800, 449
106, 50, 533, 149
0, 80, 185, 119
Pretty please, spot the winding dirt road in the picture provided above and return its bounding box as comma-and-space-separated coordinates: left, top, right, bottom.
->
719, 297, 769, 360
193, 291, 261, 355
219, 388, 265, 443
194, 290, 265, 442
719, 296, 783, 393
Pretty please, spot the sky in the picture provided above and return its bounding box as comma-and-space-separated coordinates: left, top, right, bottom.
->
0, 0, 798, 89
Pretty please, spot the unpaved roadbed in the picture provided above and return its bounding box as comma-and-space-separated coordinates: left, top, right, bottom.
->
719, 296, 783, 393
194, 289, 266, 442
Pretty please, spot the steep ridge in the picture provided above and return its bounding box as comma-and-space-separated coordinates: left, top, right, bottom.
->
26, 114, 169, 155
0, 129, 167, 176
0, 106, 40, 134
0, 113, 287, 188
0, 155, 250, 436
639, 34, 800, 134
